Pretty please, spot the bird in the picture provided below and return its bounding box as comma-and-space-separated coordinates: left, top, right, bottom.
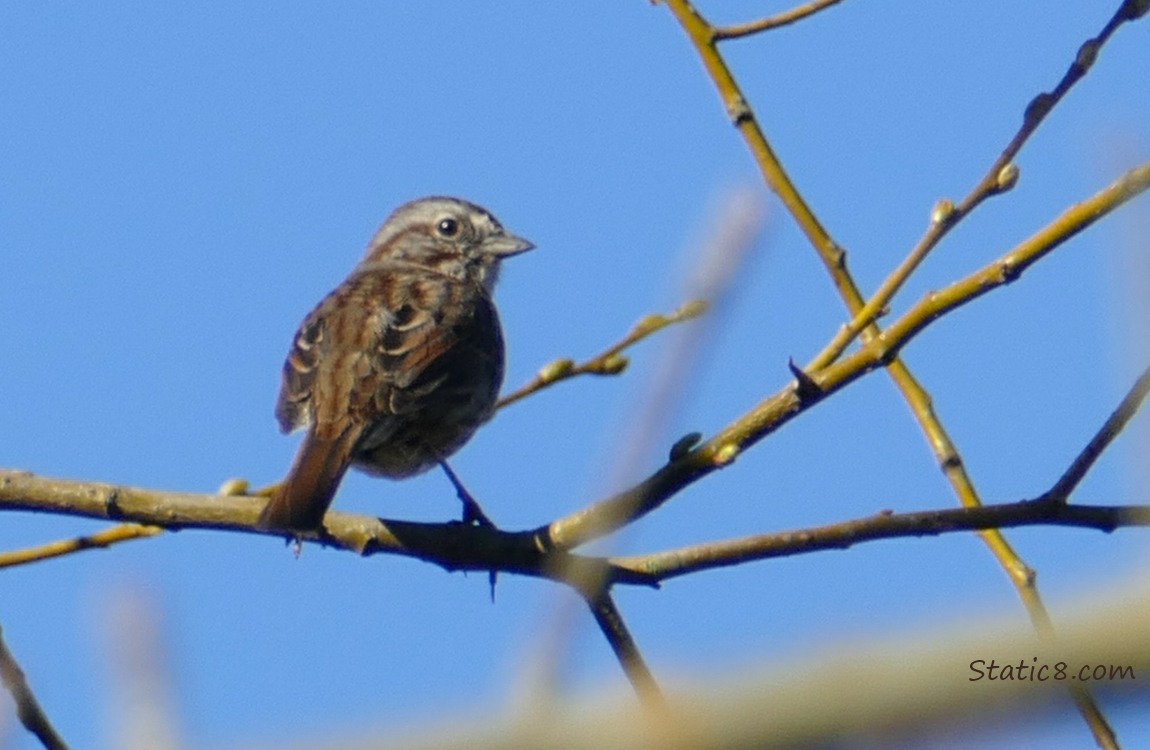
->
256, 196, 534, 533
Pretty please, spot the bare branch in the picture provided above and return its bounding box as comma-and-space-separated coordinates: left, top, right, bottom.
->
544, 161, 1150, 551
613, 500, 1150, 582
271, 586, 1150, 750
1040, 363, 1150, 503
0, 523, 162, 570
810, 0, 1150, 371
661, 0, 848, 302
0, 625, 70, 750
712, 0, 847, 40
496, 300, 708, 410
586, 594, 664, 709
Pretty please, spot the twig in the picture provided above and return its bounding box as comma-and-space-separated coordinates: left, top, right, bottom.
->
878, 162, 1150, 350
1039, 363, 1150, 504
809, 0, 1150, 372
712, 0, 847, 40
496, 300, 708, 410
104, 589, 181, 750
0, 523, 162, 570
613, 501, 1150, 581
0, 625, 70, 750
628, 9, 1145, 740
586, 593, 665, 708
543, 159, 1150, 551
529, 192, 762, 704
662, 0, 847, 301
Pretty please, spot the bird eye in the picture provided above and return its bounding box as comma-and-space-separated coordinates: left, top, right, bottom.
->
436, 217, 460, 238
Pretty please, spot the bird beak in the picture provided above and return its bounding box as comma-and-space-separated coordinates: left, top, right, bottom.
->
484, 232, 535, 258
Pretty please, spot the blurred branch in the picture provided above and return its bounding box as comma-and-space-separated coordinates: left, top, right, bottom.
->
495, 300, 708, 410
602, 189, 764, 490
104, 589, 182, 750
274, 584, 1150, 750
0, 523, 162, 570
526, 190, 763, 702
0, 625, 70, 750
712, 0, 847, 40
809, 0, 1149, 371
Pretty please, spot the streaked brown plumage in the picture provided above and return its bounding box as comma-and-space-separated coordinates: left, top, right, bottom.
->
257, 196, 534, 532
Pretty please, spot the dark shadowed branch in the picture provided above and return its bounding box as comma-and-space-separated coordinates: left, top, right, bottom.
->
0, 625, 71, 750
1040, 363, 1150, 504
586, 593, 665, 708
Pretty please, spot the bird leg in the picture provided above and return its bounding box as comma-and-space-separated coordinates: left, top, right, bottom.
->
437, 460, 496, 528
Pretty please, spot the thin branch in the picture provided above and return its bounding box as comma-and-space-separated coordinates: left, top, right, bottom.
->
661, 0, 850, 305
0, 523, 162, 570
579, 9, 1146, 726
1040, 363, 1150, 503
613, 500, 1150, 582
712, 0, 847, 40
0, 625, 70, 750
655, 11, 1050, 676
545, 161, 1150, 550
495, 300, 708, 410
657, 7, 1043, 651
879, 162, 1150, 351
586, 594, 665, 708
809, 0, 1149, 372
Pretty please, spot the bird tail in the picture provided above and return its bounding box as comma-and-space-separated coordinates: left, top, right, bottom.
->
257, 428, 358, 533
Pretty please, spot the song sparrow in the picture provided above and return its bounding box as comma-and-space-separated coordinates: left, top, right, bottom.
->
257, 196, 534, 532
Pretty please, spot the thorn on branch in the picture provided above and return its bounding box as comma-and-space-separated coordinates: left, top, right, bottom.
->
788, 358, 823, 402
104, 487, 123, 520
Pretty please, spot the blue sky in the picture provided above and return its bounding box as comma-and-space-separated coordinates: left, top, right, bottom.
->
2, 3, 1149, 748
